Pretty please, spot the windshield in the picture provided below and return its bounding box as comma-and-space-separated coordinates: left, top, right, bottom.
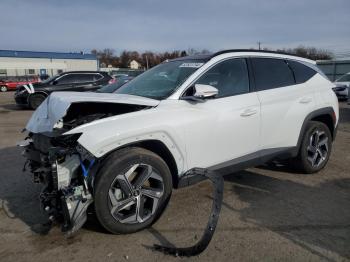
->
336, 74, 350, 82
114, 59, 206, 99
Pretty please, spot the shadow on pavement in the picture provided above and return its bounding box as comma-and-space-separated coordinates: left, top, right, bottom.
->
0, 103, 31, 111
339, 106, 350, 124
223, 169, 350, 260
0, 146, 48, 233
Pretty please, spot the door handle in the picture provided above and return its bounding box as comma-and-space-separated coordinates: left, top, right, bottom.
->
299, 97, 312, 104
240, 108, 258, 117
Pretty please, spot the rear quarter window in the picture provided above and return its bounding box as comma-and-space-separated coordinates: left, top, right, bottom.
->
287, 60, 317, 84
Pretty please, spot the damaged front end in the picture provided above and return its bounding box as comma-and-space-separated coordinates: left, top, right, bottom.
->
19, 92, 159, 235
20, 132, 96, 235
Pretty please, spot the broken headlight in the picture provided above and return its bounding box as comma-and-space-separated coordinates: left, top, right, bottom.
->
51, 133, 82, 148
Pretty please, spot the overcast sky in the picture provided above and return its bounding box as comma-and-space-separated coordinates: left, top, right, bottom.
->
1, 0, 349, 57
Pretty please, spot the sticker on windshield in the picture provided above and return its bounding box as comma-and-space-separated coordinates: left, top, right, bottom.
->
179, 63, 204, 68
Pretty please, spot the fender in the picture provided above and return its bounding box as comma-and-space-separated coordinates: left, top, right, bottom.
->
78, 131, 186, 175
292, 106, 336, 157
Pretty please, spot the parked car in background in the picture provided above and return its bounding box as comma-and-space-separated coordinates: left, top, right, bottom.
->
14, 71, 113, 109
333, 72, 350, 100
96, 75, 134, 93
0, 75, 39, 92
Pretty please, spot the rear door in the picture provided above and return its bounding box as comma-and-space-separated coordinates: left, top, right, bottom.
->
75, 73, 105, 91
53, 74, 77, 90
71, 74, 93, 91
251, 57, 316, 151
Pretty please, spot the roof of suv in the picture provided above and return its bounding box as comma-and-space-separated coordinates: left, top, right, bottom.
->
171, 49, 315, 64
61, 71, 109, 74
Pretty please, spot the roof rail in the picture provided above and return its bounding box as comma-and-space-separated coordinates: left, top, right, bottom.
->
211, 49, 303, 59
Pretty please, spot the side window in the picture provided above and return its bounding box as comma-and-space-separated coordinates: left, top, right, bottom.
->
194, 58, 249, 98
74, 74, 95, 83
287, 60, 316, 84
93, 74, 103, 81
55, 74, 77, 85
251, 58, 295, 91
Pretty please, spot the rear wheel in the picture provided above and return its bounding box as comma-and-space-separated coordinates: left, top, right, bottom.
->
0, 86, 7, 92
94, 147, 172, 234
28, 93, 46, 109
293, 121, 332, 173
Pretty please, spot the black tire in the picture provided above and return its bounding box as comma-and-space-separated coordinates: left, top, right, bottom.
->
28, 93, 46, 109
293, 121, 332, 173
94, 147, 172, 234
0, 86, 7, 92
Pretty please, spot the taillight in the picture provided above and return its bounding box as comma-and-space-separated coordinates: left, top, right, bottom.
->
108, 78, 116, 84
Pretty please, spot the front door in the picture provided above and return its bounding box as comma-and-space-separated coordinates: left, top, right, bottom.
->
183, 58, 261, 169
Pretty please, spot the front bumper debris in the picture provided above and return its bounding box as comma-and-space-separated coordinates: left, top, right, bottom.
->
153, 168, 224, 257
20, 136, 95, 236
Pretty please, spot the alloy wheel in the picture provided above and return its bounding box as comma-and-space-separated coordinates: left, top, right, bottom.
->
307, 129, 329, 168
108, 163, 164, 224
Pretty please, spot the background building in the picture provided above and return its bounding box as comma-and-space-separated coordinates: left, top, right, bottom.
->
317, 59, 350, 81
129, 60, 141, 69
0, 50, 98, 78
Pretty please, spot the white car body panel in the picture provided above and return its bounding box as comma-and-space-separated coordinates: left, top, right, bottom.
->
257, 77, 317, 149
65, 102, 188, 174
181, 93, 260, 168
25, 51, 339, 178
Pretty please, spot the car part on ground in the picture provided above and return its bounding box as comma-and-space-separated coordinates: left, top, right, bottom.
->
20, 50, 339, 256
14, 71, 112, 109
153, 168, 223, 257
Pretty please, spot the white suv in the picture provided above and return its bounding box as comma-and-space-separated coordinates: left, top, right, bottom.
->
21, 50, 339, 235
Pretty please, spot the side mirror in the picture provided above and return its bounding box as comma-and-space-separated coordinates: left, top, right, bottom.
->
182, 84, 218, 102
193, 84, 218, 99
52, 80, 58, 85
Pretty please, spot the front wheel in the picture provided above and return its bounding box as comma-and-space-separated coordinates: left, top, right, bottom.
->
0, 86, 7, 92
293, 121, 332, 173
94, 147, 172, 234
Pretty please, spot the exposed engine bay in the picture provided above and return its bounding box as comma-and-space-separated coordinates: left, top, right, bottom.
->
20, 100, 152, 235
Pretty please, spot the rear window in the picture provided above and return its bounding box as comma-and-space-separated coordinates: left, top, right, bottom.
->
251, 58, 295, 91
287, 60, 316, 84
336, 74, 350, 82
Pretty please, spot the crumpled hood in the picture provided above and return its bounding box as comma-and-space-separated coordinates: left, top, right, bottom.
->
26, 91, 160, 133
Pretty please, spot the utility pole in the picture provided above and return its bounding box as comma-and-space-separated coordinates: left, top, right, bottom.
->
146, 55, 149, 70
257, 41, 261, 50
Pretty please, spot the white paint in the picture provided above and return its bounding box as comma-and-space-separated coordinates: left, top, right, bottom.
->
25, 51, 338, 177
28, 83, 35, 93
22, 84, 33, 94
